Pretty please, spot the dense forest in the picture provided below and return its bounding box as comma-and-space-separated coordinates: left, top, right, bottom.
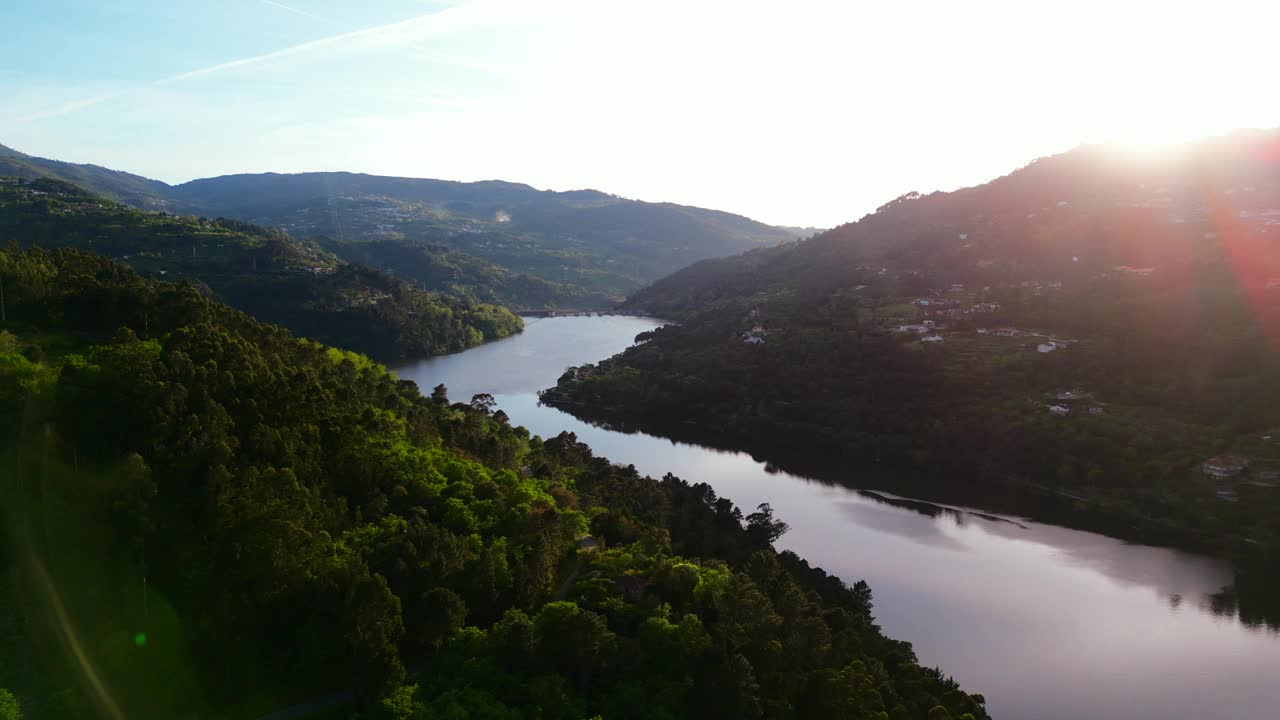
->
0, 177, 521, 361
546, 132, 1280, 625
0, 247, 988, 719
1, 143, 798, 309
317, 238, 616, 310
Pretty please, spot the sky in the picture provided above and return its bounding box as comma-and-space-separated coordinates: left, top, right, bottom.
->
2, 0, 1279, 228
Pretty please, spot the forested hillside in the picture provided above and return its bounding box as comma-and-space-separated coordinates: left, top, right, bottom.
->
0, 143, 173, 211
0, 177, 520, 360
317, 238, 615, 310
546, 131, 1280, 621
0, 247, 988, 720
0, 144, 796, 309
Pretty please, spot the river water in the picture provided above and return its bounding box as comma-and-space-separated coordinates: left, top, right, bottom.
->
394, 315, 1280, 720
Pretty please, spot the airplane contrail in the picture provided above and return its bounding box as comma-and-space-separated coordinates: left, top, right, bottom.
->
260, 0, 326, 21
16, 0, 510, 121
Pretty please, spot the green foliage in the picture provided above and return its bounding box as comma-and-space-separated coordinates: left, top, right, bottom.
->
549, 132, 1280, 626
0, 690, 21, 720
3, 146, 796, 308
0, 250, 988, 719
0, 179, 521, 361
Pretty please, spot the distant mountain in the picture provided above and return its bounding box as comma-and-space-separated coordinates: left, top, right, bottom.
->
624, 129, 1280, 314
164, 171, 795, 303
546, 130, 1280, 615
0, 143, 174, 211
777, 225, 826, 239
0, 177, 520, 360
0, 145, 796, 307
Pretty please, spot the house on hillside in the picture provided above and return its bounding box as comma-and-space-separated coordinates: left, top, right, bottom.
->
1202, 455, 1249, 480
921, 335, 944, 343
897, 324, 931, 334
744, 336, 765, 345
1037, 342, 1059, 353
990, 327, 1022, 337
1047, 405, 1069, 415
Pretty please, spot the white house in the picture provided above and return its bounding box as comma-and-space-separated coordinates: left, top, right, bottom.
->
1037, 342, 1058, 353
1202, 455, 1249, 480
744, 336, 765, 345
921, 335, 944, 343
897, 324, 931, 334
1047, 405, 1069, 415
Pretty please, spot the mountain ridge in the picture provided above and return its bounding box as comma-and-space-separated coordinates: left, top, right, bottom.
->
546, 129, 1280, 629
0, 142, 796, 305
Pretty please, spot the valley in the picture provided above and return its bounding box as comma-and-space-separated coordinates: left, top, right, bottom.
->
395, 314, 1280, 720
0, 144, 797, 310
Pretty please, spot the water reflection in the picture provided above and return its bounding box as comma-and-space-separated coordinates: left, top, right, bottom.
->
395, 315, 1280, 720
851, 489, 1276, 632
836, 498, 970, 551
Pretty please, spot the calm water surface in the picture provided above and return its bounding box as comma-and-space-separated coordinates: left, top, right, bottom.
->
395, 316, 1280, 720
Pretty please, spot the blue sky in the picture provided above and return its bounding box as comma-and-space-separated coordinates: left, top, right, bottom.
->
3, 0, 1279, 227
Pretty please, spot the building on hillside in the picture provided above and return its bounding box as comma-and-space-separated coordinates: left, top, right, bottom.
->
990, 327, 1021, 337
744, 336, 765, 345
897, 324, 931, 334
921, 335, 944, 343
1202, 455, 1249, 480
1056, 391, 1085, 401
1038, 342, 1059, 353
1047, 405, 1070, 415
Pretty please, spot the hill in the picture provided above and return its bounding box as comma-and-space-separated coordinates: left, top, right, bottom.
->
0, 143, 174, 211
545, 130, 1280, 621
0, 177, 521, 360
0, 144, 796, 308
167, 171, 795, 304
0, 247, 990, 720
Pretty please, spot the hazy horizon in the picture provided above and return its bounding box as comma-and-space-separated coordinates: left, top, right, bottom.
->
4, 0, 1279, 227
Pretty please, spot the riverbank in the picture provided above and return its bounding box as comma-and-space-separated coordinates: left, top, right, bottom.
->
539, 390, 1280, 626
396, 314, 1280, 720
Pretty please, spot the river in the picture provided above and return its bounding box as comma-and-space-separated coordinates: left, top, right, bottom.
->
393, 315, 1280, 720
